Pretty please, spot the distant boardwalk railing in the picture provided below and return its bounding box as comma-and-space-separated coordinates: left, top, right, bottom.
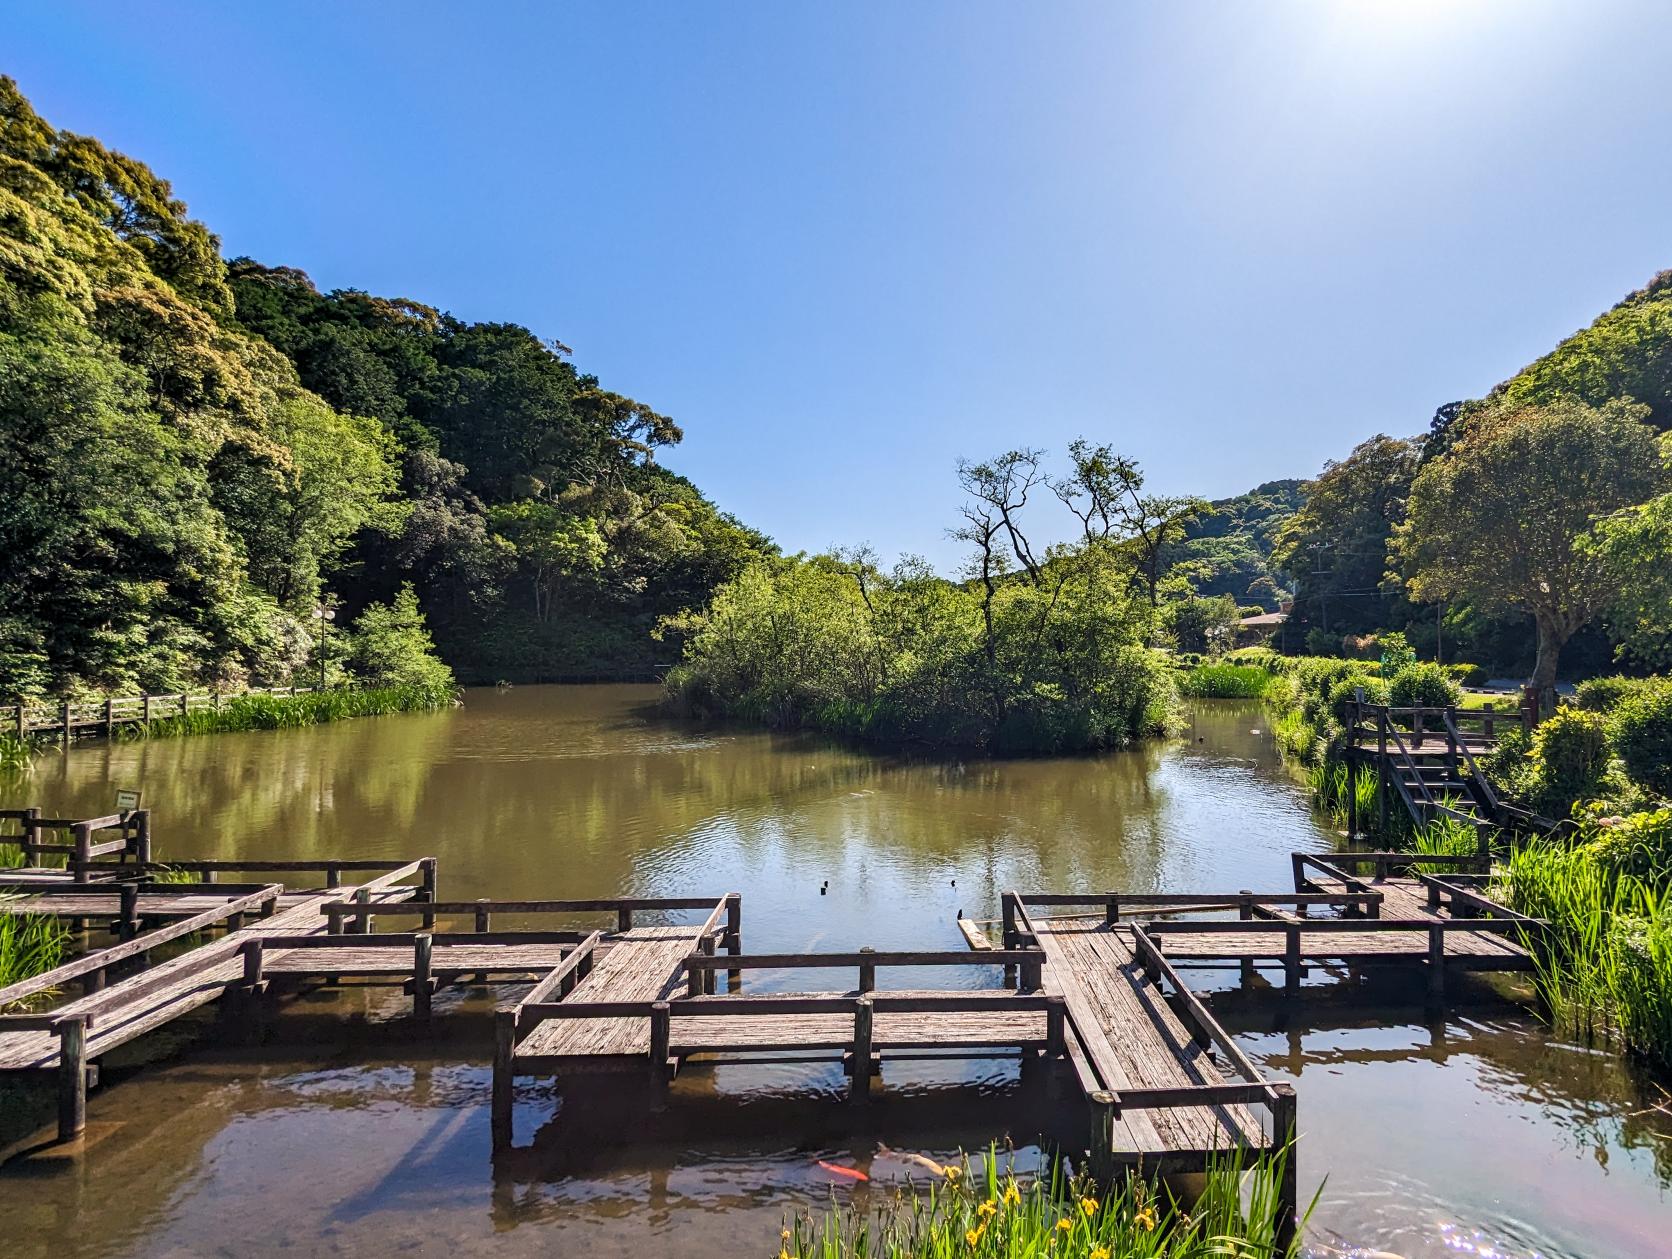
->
3, 686, 321, 744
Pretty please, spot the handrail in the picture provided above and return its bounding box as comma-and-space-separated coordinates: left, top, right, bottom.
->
0, 884, 283, 1008
1444, 708, 1502, 819
1128, 926, 1276, 1095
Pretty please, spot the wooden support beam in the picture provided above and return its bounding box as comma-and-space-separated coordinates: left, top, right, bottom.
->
648, 1001, 671, 1109
413, 933, 435, 1018
58, 1017, 87, 1141
850, 995, 873, 1103
1271, 1084, 1299, 1259
492, 1009, 515, 1150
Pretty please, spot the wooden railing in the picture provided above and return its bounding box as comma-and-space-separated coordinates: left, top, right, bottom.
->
3, 686, 321, 743
0, 808, 151, 875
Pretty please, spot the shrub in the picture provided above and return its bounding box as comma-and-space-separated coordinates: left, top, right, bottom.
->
1612, 684, 1672, 800
1446, 662, 1485, 687
1224, 646, 1282, 673
1528, 707, 1611, 816
1327, 674, 1389, 726
1575, 675, 1655, 712
1375, 631, 1418, 675
1388, 661, 1463, 711
1582, 807, 1672, 884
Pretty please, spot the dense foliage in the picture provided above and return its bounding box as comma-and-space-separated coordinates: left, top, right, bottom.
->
0, 77, 765, 702
1163, 479, 1305, 610
669, 447, 1179, 755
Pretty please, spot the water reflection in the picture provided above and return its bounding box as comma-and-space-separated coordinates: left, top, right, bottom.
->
2, 688, 1669, 1258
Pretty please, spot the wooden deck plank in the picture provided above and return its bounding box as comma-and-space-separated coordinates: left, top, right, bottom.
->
513, 924, 705, 1067
262, 941, 571, 977
1034, 919, 1262, 1155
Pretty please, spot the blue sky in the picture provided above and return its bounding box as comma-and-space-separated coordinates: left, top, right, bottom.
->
8, 2, 1671, 569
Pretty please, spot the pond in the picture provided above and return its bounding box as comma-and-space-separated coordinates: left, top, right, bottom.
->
2, 686, 1668, 1259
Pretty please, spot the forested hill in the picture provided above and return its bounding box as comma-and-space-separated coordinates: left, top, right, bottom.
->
0, 76, 769, 699
1163, 480, 1305, 609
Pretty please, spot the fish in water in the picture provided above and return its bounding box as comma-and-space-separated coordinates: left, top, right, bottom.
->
817, 1160, 868, 1182
878, 1145, 951, 1177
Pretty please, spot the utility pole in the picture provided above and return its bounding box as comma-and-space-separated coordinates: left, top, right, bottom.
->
313, 605, 336, 689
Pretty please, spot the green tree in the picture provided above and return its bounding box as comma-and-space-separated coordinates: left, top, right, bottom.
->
1271, 435, 1421, 640
1583, 434, 1672, 668
1397, 399, 1664, 693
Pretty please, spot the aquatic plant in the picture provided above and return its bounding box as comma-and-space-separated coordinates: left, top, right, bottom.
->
779, 1145, 1304, 1259
0, 896, 69, 999
115, 683, 455, 741
1499, 841, 1672, 1069
1410, 813, 1485, 872
0, 733, 34, 772
1176, 664, 1273, 700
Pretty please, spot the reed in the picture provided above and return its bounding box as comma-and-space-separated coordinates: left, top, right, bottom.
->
1410, 814, 1483, 873
0, 896, 69, 1000
1499, 842, 1672, 1068
1176, 664, 1274, 700
116, 683, 454, 741
780, 1145, 1305, 1259
0, 733, 34, 771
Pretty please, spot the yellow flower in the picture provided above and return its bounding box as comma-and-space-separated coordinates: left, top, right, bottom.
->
1090, 1248, 1111, 1259
781, 1229, 791, 1241
1135, 1204, 1157, 1232
1057, 1218, 1073, 1232
1002, 1181, 1021, 1207
1080, 1196, 1100, 1216
944, 1165, 962, 1182
965, 1223, 986, 1247
977, 1200, 998, 1220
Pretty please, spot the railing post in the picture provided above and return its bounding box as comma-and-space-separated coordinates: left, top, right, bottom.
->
616, 906, 633, 934
353, 886, 371, 935
1001, 892, 1017, 949
325, 863, 341, 890
858, 945, 876, 994
475, 901, 491, 934
1376, 711, 1389, 834
1284, 923, 1302, 996
850, 995, 874, 1103
134, 809, 152, 866
118, 883, 139, 941
58, 1017, 88, 1140
1104, 895, 1120, 925
71, 821, 92, 881
1021, 947, 1043, 993
1045, 994, 1066, 1057
1271, 1084, 1299, 1258
726, 893, 742, 991
60, 697, 72, 750
699, 932, 717, 995
648, 1001, 671, 1107
1239, 890, 1256, 985
104, 697, 114, 738
492, 1008, 516, 1150
1428, 925, 1446, 1002
1087, 1089, 1117, 1183
412, 932, 434, 1018
22, 805, 39, 865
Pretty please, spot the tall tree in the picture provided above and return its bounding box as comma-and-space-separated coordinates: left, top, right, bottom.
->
1271, 434, 1421, 641
1396, 399, 1664, 693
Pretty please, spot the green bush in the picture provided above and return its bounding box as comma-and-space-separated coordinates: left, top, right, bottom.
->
1327, 674, 1389, 726
1446, 662, 1484, 687
1388, 661, 1463, 711
1582, 807, 1672, 884
1612, 685, 1672, 799
1575, 675, 1655, 712
1528, 707, 1612, 816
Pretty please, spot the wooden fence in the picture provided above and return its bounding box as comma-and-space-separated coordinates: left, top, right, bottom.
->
3, 686, 321, 745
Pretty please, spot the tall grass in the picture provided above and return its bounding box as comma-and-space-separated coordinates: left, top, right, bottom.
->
782, 1146, 1304, 1259
116, 683, 454, 741
0, 733, 34, 771
0, 897, 70, 1000
1498, 842, 1672, 1068
1176, 664, 1274, 700
1410, 814, 1485, 872
1304, 761, 1385, 834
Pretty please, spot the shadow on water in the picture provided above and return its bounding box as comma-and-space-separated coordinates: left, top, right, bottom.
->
2, 688, 1670, 1258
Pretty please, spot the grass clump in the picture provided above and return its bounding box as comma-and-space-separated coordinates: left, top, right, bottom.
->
0, 897, 70, 999
1499, 840, 1672, 1069
780, 1147, 1303, 1259
1176, 664, 1273, 700
117, 682, 454, 741
0, 733, 35, 771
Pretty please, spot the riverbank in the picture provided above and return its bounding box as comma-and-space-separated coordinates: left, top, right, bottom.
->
0, 683, 456, 764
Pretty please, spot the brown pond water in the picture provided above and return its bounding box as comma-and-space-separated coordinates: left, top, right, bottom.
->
2, 686, 1669, 1259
